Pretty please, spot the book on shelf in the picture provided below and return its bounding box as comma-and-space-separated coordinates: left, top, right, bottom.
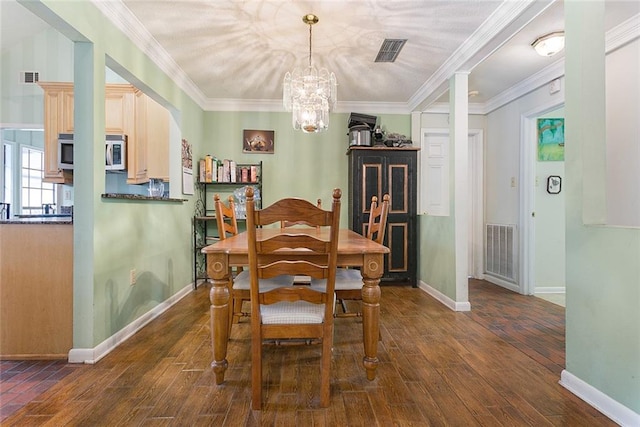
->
230, 161, 237, 183
222, 159, 230, 182
199, 159, 206, 183
204, 155, 213, 182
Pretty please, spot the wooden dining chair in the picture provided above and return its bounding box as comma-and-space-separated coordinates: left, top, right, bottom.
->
281, 198, 322, 285
213, 194, 293, 332
245, 187, 341, 409
314, 194, 390, 317
280, 198, 322, 229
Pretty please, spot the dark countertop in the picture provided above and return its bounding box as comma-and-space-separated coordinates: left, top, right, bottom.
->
0, 216, 73, 225
15, 214, 71, 218
101, 193, 187, 202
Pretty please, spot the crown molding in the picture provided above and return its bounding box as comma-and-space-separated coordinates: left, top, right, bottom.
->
90, 0, 207, 108
334, 101, 411, 115
422, 102, 485, 115
430, 13, 639, 116
407, 0, 537, 112
606, 13, 639, 52
482, 59, 564, 114
479, 14, 639, 114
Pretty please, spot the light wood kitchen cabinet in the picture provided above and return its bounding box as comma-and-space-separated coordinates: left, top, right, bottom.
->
130, 90, 170, 183
144, 95, 170, 182
39, 82, 74, 184
39, 82, 168, 185
105, 84, 136, 134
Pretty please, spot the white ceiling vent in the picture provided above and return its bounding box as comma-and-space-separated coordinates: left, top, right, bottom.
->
374, 39, 407, 63
20, 71, 39, 84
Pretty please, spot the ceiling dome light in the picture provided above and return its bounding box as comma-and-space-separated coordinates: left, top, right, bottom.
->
531, 31, 565, 57
283, 14, 337, 134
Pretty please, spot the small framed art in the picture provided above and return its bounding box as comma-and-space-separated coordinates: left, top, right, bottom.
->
547, 175, 562, 194
243, 130, 274, 154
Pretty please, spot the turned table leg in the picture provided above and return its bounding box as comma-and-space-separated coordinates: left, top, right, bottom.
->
207, 253, 230, 384
361, 253, 383, 381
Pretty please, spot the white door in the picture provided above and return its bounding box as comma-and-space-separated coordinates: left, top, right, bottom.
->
421, 129, 484, 279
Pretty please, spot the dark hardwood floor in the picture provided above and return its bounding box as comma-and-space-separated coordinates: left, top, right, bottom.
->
1, 279, 615, 426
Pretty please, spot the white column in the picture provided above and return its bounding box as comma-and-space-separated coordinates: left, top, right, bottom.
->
450, 72, 470, 305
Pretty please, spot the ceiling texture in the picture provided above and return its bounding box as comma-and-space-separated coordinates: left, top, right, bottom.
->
3, 0, 639, 115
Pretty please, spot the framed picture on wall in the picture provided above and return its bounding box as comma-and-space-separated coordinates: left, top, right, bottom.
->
181, 138, 194, 195
537, 118, 565, 161
243, 130, 275, 154
547, 175, 562, 194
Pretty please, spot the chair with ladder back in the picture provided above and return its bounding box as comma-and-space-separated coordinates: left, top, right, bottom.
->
245, 187, 341, 409
313, 194, 389, 317
214, 194, 294, 332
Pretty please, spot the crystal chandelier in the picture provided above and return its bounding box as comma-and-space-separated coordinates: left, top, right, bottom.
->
283, 14, 337, 133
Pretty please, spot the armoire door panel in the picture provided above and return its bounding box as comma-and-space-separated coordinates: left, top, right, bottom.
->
362, 163, 382, 214
387, 222, 408, 272
388, 163, 409, 214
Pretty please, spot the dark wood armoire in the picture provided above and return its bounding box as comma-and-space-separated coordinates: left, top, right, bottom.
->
347, 146, 419, 286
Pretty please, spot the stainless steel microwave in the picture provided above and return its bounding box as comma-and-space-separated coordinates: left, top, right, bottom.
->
106, 134, 127, 171
58, 133, 74, 170
58, 134, 127, 171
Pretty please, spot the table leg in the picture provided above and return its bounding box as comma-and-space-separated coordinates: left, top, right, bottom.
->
207, 253, 230, 384
361, 253, 383, 381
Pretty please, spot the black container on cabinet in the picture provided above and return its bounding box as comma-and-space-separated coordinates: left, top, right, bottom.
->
347, 147, 418, 286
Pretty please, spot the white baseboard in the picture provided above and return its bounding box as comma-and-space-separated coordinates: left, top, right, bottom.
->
483, 274, 520, 293
560, 370, 640, 427
68, 283, 193, 364
418, 280, 471, 312
534, 286, 566, 294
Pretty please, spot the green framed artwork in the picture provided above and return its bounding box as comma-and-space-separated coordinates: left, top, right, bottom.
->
537, 118, 565, 161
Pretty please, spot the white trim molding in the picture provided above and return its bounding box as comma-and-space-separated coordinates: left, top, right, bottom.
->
534, 286, 565, 294
418, 280, 471, 312
483, 274, 520, 294
69, 283, 193, 364
560, 370, 640, 427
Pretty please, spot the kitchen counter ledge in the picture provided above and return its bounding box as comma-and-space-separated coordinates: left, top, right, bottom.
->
0, 216, 72, 224
102, 193, 187, 202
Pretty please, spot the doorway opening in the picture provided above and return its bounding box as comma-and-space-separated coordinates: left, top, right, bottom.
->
519, 101, 565, 301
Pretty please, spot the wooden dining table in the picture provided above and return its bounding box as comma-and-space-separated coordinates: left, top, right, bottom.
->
202, 228, 389, 384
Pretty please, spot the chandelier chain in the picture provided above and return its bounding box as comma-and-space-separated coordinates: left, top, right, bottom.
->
308, 23, 312, 68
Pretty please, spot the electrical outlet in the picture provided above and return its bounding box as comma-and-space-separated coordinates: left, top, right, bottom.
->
130, 269, 136, 285
510, 177, 516, 188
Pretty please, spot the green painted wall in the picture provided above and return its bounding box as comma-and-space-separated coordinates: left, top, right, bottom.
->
564, 0, 640, 413
418, 215, 456, 295
33, 0, 205, 348
202, 112, 410, 226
